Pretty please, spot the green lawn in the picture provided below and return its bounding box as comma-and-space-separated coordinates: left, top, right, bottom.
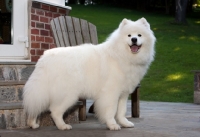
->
69, 4, 200, 103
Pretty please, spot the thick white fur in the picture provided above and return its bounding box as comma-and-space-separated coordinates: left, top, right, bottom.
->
23, 17, 156, 130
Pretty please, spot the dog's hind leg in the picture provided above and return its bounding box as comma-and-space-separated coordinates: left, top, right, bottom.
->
116, 93, 134, 128
27, 115, 39, 129
50, 96, 78, 130
95, 93, 121, 130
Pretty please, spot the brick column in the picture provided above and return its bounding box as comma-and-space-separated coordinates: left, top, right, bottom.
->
28, 0, 71, 62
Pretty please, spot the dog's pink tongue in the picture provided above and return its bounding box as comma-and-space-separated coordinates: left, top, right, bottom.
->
131, 46, 139, 52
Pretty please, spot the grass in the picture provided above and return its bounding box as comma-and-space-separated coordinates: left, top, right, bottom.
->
69, 4, 200, 103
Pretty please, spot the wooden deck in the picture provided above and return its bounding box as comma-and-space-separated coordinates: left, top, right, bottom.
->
0, 101, 199, 137
83, 100, 200, 137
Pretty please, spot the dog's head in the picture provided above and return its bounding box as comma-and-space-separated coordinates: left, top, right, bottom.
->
118, 18, 155, 54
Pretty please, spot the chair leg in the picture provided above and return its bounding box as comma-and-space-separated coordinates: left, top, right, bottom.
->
88, 85, 140, 118
79, 99, 86, 121
88, 103, 95, 113
131, 86, 140, 117
78, 86, 140, 121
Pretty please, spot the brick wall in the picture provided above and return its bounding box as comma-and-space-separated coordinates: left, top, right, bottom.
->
29, 1, 70, 62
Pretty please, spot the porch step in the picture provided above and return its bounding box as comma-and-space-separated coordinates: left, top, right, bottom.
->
0, 101, 83, 110
0, 63, 81, 129
0, 81, 26, 86
0, 101, 82, 129
0, 63, 35, 82
0, 102, 23, 110
0, 85, 24, 103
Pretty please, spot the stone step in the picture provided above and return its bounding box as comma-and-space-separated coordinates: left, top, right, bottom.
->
0, 63, 33, 103
0, 63, 82, 129
0, 85, 24, 102
0, 101, 83, 110
0, 63, 34, 102
0, 63, 35, 82
0, 102, 23, 110
0, 101, 82, 129
0, 81, 26, 86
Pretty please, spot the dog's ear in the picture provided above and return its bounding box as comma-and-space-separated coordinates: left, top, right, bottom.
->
137, 17, 150, 29
119, 18, 129, 28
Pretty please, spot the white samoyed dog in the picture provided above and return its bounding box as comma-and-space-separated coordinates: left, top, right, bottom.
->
23, 17, 156, 131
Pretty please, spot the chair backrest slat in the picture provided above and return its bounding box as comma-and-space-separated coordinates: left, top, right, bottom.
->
50, 16, 98, 47
65, 16, 77, 46
72, 17, 84, 45
80, 19, 91, 44
50, 18, 61, 47
59, 16, 70, 46
55, 17, 66, 47
88, 22, 98, 45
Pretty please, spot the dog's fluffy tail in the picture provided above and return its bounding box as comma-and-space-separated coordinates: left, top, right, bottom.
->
23, 66, 49, 119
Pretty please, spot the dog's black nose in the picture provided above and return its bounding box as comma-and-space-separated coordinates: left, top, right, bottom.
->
131, 38, 137, 43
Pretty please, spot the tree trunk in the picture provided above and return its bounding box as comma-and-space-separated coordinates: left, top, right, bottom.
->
175, 0, 188, 24
165, 0, 170, 14
137, 0, 146, 11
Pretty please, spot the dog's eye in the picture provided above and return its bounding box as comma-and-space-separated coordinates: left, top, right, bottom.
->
128, 34, 131, 37
138, 34, 142, 37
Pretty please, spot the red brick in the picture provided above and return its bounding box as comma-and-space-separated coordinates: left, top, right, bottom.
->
41, 4, 49, 11
32, 2, 41, 9
53, 13, 61, 18
31, 56, 40, 62
36, 49, 45, 55
45, 37, 54, 43
31, 29, 39, 35
58, 8, 66, 14
30, 49, 35, 55
50, 6, 57, 12
45, 11, 52, 17
36, 36, 44, 42
31, 14, 39, 21
31, 35, 35, 41
31, 8, 35, 14
31, 42, 40, 48
40, 30, 49, 36
31, 21, 35, 27
45, 24, 50, 30
41, 43, 49, 49
36, 10, 44, 15
36, 22, 44, 29
40, 16, 49, 23
50, 43, 56, 49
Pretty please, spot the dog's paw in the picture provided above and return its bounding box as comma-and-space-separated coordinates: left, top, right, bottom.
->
27, 120, 40, 129
107, 124, 121, 131
31, 123, 40, 129
57, 124, 72, 130
120, 121, 134, 128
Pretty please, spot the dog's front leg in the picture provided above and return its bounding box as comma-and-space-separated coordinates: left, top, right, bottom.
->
95, 93, 121, 130
116, 93, 134, 128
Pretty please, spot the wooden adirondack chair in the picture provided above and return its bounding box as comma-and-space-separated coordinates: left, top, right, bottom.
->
50, 16, 98, 47
50, 16, 140, 121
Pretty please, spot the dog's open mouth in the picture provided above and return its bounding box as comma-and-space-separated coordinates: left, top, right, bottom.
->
130, 44, 142, 53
